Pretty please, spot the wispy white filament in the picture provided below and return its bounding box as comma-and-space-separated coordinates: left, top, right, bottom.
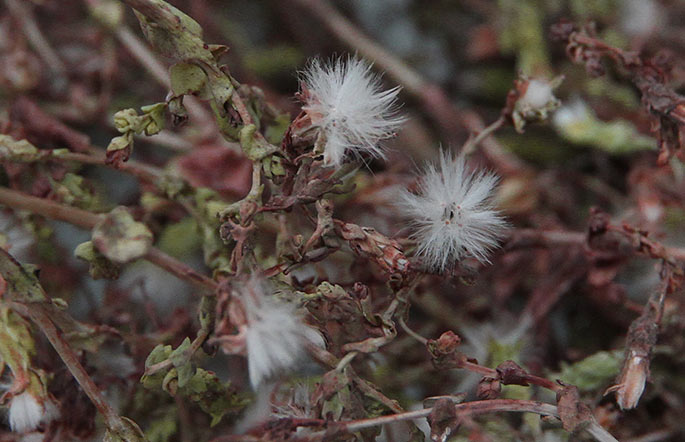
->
300, 56, 404, 165
8, 392, 59, 433
399, 150, 507, 272
0, 210, 34, 262
241, 276, 323, 389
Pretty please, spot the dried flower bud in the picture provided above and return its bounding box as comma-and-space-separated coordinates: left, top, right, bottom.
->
432, 331, 462, 355
334, 221, 409, 276
428, 331, 464, 370
477, 377, 502, 400
507, 76, 563, 133
606, 350, 649, 410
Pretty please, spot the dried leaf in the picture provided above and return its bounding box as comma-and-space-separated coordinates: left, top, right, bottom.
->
92, 207, 153, 264
556, 384, 593, 433
428, 398, 459, 442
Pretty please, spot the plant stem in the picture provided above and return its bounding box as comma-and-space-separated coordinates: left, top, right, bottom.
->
5, 0, 68, 86
305, 399, 617, 442
335, 351, 358, 371
9, 302, 130, 435
0, 187, 102, 229
53, 150, 162, 182
0, 187, 217, 291
508, 228, 685, 261
462, 116, 506, 156
398, 316, 428, 345
113, 25, 217, 139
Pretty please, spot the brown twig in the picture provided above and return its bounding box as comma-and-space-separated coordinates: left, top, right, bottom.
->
9, 302, 133, 437
304, 399, 617, 442
507, 228, 685, 261
4, 0, 68, 87
462, 116, 506, 156
0, 187, 217, 291
38, 149, 163, 183
551, 21, 685, 165
606, 265, 677, 410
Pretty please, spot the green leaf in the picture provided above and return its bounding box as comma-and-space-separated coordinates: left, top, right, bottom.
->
52, 173, 99, 210
198, 296, 216, 331
555, 101, 655, 153
133, 0, 212, 63
169, 337, 194, 388
0, 307, 37, 370
162, 368, 179, 395
0, 248, 47, 303
146, 344, 173, 367
144, 409, 178, 442
87, 0, 124, 29
113, 108, 144, 133
156, 217, 201, 259
106, 133, 133, 152
205, 69, 234, 115
141, 344, 173, 389
170, 63, 208, 96
141, 102, 167, 135
179, 368, 247, 426
553, 350, 623, 392
103, 417, 147, 442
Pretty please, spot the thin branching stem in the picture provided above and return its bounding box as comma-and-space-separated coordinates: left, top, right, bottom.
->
302, 399, 617, 442
9, 302, 131, 436
398, 316, 428, 345
462, 116, 506, 156
0, 187, 217, 291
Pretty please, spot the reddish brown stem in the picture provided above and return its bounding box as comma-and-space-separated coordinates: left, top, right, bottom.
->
305, 399, 617, 442
10, 302, 129, 435
49, 150, 162, 183
0, 187, 217, 292
508, 228, 685, 261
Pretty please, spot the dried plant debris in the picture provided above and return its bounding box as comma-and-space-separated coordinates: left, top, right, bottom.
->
1, 1, 685, 441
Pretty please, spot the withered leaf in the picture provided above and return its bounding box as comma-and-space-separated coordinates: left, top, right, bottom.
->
556, 384, 593, 433
92, 207, 153, 264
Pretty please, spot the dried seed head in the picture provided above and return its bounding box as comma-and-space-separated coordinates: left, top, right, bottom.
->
239, 275, 324, 389
399, 150, 507, 272
8, 391, 59, 433
300, 56, 404, 166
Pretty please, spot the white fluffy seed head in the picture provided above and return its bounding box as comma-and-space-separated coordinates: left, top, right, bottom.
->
300, 56, 404, 166
8, 392, 59, 433
552, 98, 589, 129
240, 276, 324, 389
399, 150, 507, 272
519, 79, 555, 110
